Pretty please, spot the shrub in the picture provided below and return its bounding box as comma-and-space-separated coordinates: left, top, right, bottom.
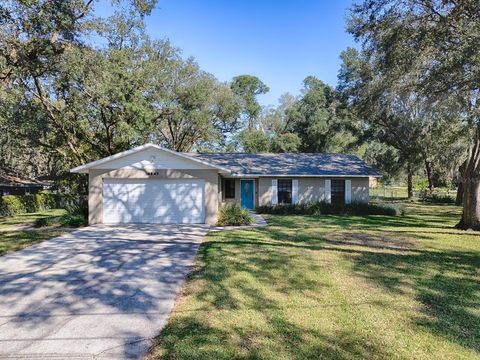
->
34, 212, 87, 228
217, 204, 254, 226
60, 213, 87, 227
428, 194, 456, 204
256, 201, 403, 217
0, 196, 25, 216
63, 198, 88, 219
341, 202, 404, 216
34, 216, 60, 228
419, 191, 456, 204
0, 192, 87, 217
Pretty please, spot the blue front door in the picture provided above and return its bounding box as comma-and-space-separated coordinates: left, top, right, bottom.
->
240, 180, 254, 209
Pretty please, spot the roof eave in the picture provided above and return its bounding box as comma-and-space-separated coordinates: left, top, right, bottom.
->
225, 173, 382, 178
70, 144, 232, 174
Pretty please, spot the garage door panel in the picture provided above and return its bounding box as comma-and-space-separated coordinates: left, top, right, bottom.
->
103, 179, 205, 224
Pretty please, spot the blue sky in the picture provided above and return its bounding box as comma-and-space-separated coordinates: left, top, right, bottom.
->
98, 0, 356, 106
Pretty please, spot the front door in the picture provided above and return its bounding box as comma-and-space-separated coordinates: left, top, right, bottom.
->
240, 179, 254, 209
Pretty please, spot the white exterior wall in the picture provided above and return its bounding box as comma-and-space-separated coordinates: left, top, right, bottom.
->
93, 148, 213, 171
86, 146, 224, 225
257, 177, 370, 206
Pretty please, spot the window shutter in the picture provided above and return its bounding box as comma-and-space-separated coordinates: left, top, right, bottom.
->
345, 179, 352, 204
324, 179, 331, 204
292, 179, 299, 204
271, 179, 278, 205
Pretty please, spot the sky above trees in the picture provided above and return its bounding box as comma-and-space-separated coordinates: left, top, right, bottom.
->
95, 0, 356, 107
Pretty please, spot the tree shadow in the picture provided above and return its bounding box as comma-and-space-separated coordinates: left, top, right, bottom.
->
350, 247, 480, 352
153, 202, 479, 358
263, 210, 480, 352
0, 225, 206, 358
152, 224, 407, 359
153, 282, 397, 360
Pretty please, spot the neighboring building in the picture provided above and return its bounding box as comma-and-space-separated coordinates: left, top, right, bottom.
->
0, 169, 51, 196
71, 143, 381, 225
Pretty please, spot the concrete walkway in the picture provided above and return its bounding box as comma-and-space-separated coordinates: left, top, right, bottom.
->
0, 224, 208, 359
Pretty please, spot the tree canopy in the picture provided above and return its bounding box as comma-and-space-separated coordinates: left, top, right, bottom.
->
0, 0, 477, 229
342, 0, 477, 227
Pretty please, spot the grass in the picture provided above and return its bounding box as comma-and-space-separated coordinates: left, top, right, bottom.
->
0, 209, 67, 256
148, 202, 480, 359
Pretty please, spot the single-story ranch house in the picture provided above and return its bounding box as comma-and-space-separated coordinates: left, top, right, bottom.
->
0, 169, 52, 196
71, 143, 381, 225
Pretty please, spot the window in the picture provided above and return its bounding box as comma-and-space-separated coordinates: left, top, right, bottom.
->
278, 179, 292, 204
331, 179, 345, 205
225, 179, 235, 199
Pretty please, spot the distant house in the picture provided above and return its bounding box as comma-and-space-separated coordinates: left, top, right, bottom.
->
71, 144, 381, 225
0, 169, 52, 196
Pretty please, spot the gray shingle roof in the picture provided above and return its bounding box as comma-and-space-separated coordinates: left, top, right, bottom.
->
186, 153, 381, 177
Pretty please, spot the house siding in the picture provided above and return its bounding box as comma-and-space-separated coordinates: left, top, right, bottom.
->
258, 178, 272, 206
298, 178, 326, 203
257, 177, 370, 206
88, 168, 219, 225
351, 177, 369, 203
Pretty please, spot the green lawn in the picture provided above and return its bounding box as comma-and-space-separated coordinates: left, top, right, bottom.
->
149, 202, 479, 359
0, 209, 67, 255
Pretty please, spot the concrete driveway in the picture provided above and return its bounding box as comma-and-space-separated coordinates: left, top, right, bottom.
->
0, 224, 209, 359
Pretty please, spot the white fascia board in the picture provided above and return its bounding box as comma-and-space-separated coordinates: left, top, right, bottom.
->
227, 174, 382, 178
70, 143, 231, 174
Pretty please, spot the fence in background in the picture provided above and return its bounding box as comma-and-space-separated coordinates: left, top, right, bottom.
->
369, 187, 457, 201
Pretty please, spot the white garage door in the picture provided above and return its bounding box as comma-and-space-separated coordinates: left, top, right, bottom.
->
103, 179, 205, 224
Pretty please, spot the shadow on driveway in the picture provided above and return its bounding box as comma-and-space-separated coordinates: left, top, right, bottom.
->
0, 224, 208, 359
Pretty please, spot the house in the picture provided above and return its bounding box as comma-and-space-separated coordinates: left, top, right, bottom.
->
0, 169, 52, 196
71, 143, 381, 225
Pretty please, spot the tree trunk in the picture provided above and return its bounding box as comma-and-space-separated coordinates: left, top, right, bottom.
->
407, 164, 414, 199
456, 136, 480, 230
456, 173, 480, 229
425, 159, 434, 193
455, 179, 463, 206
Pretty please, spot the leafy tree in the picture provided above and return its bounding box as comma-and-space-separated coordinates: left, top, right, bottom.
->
270, 132, 301, 153
0, 4, 241, 187
0, 0, 156, 79
363, 142, 404, 182
150, 58, 241, 151
230, 75, 269, 130
344, 1, 477, 225
262, 94, 300, 152
339, 46, 468, 198
233, 93, 301, 153
286, 76, 359, 153
237, 129, 270, 153
0, 1, 157, 174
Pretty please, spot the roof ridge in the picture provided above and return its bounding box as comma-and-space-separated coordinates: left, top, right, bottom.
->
186, 152, 356, 156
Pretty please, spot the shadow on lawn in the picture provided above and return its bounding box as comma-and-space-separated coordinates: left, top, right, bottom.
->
156, 314, 394, 360
351, 246, 480, 352
154, 232, 395, 359
154, 204, 479, 358
264, 213, 480, 352
153, 227, 403, 359
264, 210, 480, 352
188, 234, 326, 310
